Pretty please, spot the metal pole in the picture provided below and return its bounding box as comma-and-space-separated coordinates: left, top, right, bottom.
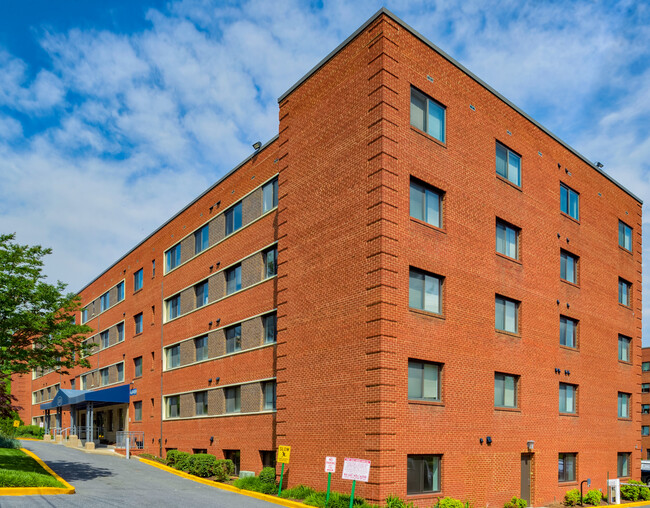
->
126, 432, 130, 460
349, 480, 356, 508
278, 463, 285, 496
326, 472, 332, 508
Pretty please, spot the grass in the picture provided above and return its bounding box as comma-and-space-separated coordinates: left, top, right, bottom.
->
0, 448, 64, 488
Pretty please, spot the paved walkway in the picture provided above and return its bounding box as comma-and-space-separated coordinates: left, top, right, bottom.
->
0, 440, 275, 507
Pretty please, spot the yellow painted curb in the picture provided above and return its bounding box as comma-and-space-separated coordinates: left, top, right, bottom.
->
138, 458, 308, 508
0, 448, 74, 496
16, 438, 43, 442
617, 502, 650, 508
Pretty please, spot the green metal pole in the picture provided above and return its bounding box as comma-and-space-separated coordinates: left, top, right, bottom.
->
325, 472, 332, 508
278, 463, 285, 496
349, 480, 356, 508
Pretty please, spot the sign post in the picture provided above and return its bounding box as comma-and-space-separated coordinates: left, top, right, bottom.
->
342, 458, 371, 508
277, 445, 291, 496
12, 420, 19, 437
324, 457, 336, 507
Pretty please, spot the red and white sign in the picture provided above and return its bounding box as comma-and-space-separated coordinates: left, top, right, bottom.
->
325, 456, 336, 473
342, 458, 371, 482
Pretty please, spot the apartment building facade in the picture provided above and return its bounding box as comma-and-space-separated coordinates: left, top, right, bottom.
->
13, 9, 642, 507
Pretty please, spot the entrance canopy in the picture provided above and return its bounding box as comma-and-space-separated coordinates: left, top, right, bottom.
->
40, 384, 130, 410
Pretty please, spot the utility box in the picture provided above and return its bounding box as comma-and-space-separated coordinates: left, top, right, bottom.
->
607, 479, 620, 504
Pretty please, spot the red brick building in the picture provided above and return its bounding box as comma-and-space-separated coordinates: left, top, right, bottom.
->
12, 9, 642, 507
642, 347, 650, 480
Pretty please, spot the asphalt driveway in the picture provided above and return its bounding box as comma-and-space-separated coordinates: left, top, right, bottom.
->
0, 440, 276, 507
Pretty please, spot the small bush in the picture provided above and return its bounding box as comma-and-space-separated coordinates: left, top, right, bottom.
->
438, 498, 465, 508
0, 435, 20, 449
15, 425, 44, 439
303, 490, 375, 508
504, 496, 527, 508
166, 450, 190, 468
280, 484, 316, 499
213, 459, 235, 481
564, 489, 581, 506
621, 480, 649, 501
177, 454, 226, 478
385, 495, 414, 508
138, 453, 166, 464
259, 466, 276, 484
583, 489, 602, 506
0, 416, 22, 436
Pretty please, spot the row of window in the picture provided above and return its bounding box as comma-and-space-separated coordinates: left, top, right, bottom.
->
407, 452, 630, 494
80, 362, 124, 390
410, 87, 635, 243
32, 383, 60, 404
165, 178, 278, 273
81, 281, 125, 323
163, 382, 276, 419
408, 359, 632, 417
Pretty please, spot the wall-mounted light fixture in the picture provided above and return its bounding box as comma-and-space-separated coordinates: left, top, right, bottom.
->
486, 436, 492, 445
527, 440, 535, 451
253, 141, 262, 150
479, 438, 484, 445
210, 436, 214, 444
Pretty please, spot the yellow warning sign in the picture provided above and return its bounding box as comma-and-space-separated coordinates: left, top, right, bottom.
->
13, 420, 20, 428
278, 445, 291, 464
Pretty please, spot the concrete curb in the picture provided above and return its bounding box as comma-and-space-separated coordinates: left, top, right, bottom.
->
0, 448, 75, 496
138, 458, 309, 508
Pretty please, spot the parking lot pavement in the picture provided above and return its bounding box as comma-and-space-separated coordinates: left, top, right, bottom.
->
0, 440, 276, 508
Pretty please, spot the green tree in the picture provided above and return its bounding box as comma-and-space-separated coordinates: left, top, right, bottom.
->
0, 233, 93, 416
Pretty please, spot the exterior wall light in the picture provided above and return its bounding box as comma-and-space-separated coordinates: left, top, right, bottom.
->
527, 440, 535, 451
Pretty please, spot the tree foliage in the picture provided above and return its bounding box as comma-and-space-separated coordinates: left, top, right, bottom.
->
0, 234, 93, 414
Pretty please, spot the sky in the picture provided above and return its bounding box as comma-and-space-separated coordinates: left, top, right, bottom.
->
1, 0, 649, 341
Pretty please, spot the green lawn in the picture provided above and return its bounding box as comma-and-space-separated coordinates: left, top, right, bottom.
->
0, 448, 64, 488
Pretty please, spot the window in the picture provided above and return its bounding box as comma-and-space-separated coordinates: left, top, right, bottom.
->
116, 281, 124, 302
559, 383, 576, 414
195, 391, 208, 416
166, 294, 180, 321
496, 142, 521, 186
410, 87, 445, 143
226, 265, 241, 295
166, 345, 180, 369
81, 375, 88, 390
225, 202, 242, 235
560, 184, 579, 220
225, 386, 241, 413
410, 179, 442, 228
494, 373, 518, 408
100, 368, 109, 386
226, 325, 242, 354
100, 291, 110, 312
262, 177, 278, 212
194, 224, 209, 255
643, 426, 650, 436
407, 455, 440, 494
116, 323, 124, 343
618, 335, 631, 362
165, 243, 181, 272
264, 314, 277, 344
263, 382, 276, 410
195, 336, 208, 362
195, 281, 209, 308
408, 360, 440, 401
264, 248, 277, 278
618, 393, 630, 418
224, 450, 240, 475
619, 221, 632, 251
134, 313, 143, 335
618, 452, 630, 477
559, 316, 577, 348
134, 357, 142, 378
166, 395, 180, 418
496, 220, 519, 259
495, 296, 519, 334
117, 363, 124, 382
261, 451, 276, 468
558, 453, 577, 483
81, 307, 88, 323
134, 401, 142, 421
152, 259, 156, 277
619, 279, 631, 306
100, 330, 109, 349
642, 384, 650, 393
134, 269, 143, 291
560, 251, 578, 284
643, 362, 650, 372
643, 404, 650, 414
409, 268, 442, 314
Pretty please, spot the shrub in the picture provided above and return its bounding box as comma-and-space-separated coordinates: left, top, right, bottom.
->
621, 480, 649, 501
177, 454, 232, 478
583, 489, 602, 506
165, 450, 190, 468
213, 459, 235, 481
303, 491, 376, 508
438, 498, 465, 508
138, 453, 166, 464
385, 495, 414, 508
0, 416, 22, 436
259, 466, 276, 485
15, 425, 44, 439
0, 435, 20, 449
279, 484, 316, 499
504, 496, 527, 508
564, 489, 581, 506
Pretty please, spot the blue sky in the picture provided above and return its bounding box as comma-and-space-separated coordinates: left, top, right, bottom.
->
1, 0, 649, 341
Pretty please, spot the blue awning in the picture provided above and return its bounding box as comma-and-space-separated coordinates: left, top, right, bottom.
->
40, 384, 130, 410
